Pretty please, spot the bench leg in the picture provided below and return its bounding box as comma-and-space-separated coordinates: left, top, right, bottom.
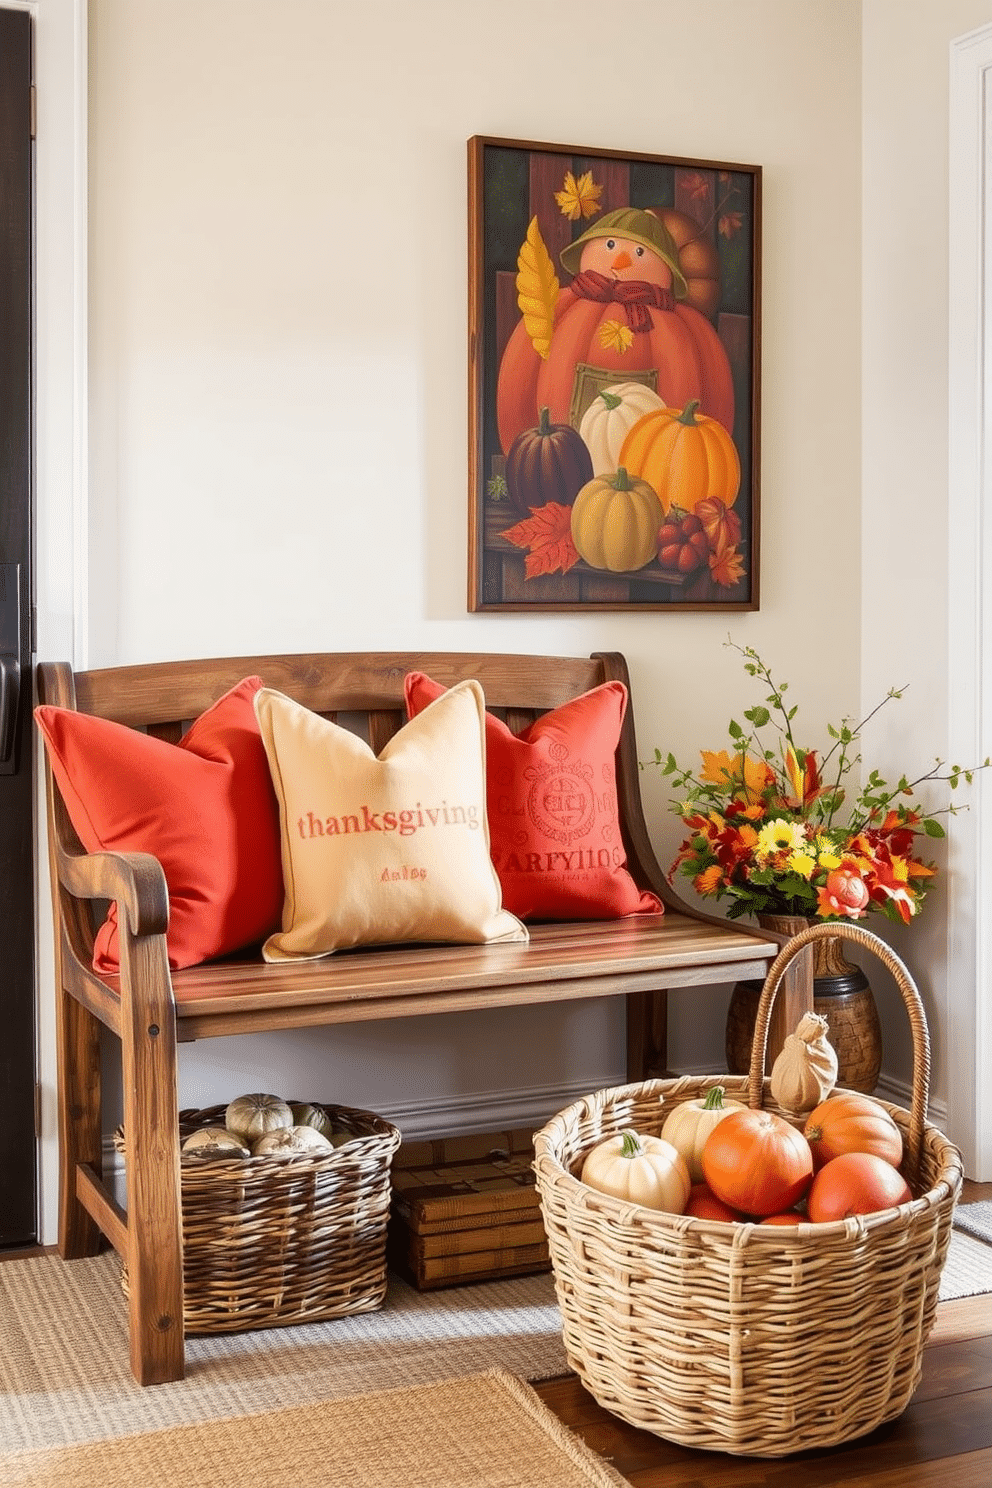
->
626, 988, 669, 1080
55, 987, 103, 1258
119, 939, 185, 1385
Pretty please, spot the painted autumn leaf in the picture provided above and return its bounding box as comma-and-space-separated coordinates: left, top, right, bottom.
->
719, 211, 745, 240
500, 502, 580, 578
516, 217, 559, 360
682, 171, 712, 203
709, 544, 747, 587
599, 318, 634, 353
555, 169, 602, 221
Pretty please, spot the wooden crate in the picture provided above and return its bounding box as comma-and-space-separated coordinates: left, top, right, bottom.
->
388, 1127, 550, 1290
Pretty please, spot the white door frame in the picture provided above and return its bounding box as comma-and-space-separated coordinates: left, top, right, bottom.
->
22, 0, 88, 1244
947, 22, 992, 1182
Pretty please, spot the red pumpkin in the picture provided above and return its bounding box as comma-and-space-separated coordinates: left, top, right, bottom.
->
806, 1152, 912, 1223
504, 405, 593, 516
656, 509, 710, 573
683, 1183, 741, 1223
497, 293, 734, 455
701, 1108, 814, 1217
803, 1092, 903, 1172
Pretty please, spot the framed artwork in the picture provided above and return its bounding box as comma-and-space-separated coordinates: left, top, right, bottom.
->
467, 136, 761, 612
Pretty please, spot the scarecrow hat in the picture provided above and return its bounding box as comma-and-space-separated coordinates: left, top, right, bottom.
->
559, 207, 688, 300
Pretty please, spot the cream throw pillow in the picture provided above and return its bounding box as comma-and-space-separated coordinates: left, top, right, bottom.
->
254, 679, 527, 961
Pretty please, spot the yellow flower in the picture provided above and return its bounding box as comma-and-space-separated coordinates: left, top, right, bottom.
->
756, 818, 807, 859
787, 851, 816, 879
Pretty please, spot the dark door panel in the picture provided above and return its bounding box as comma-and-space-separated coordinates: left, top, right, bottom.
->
0, 5, 36, 1246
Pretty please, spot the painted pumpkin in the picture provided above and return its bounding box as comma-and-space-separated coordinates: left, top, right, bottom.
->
619, 400, 741, 516
504, 405, 593, 515
498, 300, 734, 456
570, 466, 663, 573
577, 381, 666, 475
497, 206, 735, 454
656, 510, 711, 574
646, 207, 723, 320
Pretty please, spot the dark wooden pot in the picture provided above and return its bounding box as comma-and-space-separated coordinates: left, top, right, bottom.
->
725, 914, 883, 1093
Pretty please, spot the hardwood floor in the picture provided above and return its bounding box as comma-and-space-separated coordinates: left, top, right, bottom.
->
3, 1184, 989, 1484
534, 1178, 992, 1487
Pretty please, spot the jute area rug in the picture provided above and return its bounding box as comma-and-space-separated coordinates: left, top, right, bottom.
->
0, 1368, 630, 1488
1, 1215, 986, 1467
0, 1254, 569, 1454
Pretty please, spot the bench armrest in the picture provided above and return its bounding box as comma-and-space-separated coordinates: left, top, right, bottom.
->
55, 845, 169, 941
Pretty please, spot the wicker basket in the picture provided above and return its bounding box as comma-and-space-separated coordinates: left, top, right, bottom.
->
533, 922, 964, 1458
117, 1101, 401, 1335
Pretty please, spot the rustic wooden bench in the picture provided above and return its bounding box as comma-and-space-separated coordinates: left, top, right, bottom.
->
37, 649, 788, 1387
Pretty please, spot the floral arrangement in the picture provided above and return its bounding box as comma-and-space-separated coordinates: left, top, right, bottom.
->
648, 642, 986, 925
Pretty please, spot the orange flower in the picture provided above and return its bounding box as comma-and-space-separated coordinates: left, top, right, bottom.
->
700, 750, 773, 801
783, 746, 824, 811
694, 864, 724, 895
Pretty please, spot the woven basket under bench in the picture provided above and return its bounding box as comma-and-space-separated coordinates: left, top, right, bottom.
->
533, 922, 964, 1459
117, 1102, 401, 1335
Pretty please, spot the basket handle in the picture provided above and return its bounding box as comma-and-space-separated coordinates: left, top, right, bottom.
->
747, 920, 931, 1186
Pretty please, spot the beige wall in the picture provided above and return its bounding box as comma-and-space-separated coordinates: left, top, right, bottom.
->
85, 0, 992, 1191
861, 0, 992, 1121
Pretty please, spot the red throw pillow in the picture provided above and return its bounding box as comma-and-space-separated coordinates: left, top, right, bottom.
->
404, 672, 663, 922
35, 676, 284, 972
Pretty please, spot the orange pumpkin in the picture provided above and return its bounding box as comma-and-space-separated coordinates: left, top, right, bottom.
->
806, 1152, 911, 1222
701, 1108, 814, 1218
497, 294, 734, 456
803, 1092, 904, 1172
618, 400, 741, 517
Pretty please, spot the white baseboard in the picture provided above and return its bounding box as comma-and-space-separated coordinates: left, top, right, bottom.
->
874, 1072, 948, 1131
103, 1068, 948, 1188
101, 1072, 623, 1180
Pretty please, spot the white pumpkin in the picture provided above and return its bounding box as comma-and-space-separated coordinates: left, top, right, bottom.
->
225, 1093, 293, 1144
578, 381, 666, 475
289, 1102, 336, 1140
580, 1129, 689, 1213
181, 1126, 250, 1159
252, 1124, 335, 1157
660, 1085, 747, 1184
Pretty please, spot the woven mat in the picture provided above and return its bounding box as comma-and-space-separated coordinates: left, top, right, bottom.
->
3, 1224, 985, 1461
953, 1199, 992, 1245
0, 1368, 630, 1488
0, 1253, 568, 1454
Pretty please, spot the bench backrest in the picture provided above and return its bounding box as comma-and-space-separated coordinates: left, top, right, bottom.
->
37, 650, 676, 966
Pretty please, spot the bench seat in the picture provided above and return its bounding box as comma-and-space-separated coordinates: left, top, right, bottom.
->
37, 649, 795, 1386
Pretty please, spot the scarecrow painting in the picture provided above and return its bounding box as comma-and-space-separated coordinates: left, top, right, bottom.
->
468, 139, 760, 612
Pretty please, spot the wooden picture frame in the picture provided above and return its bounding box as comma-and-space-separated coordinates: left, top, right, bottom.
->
468, 136, 761, 612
